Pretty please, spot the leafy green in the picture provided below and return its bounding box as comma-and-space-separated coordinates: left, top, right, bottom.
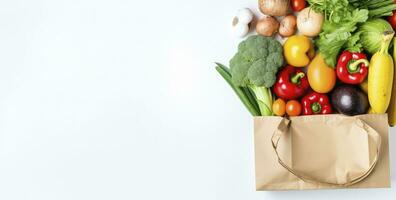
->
308, 0, 396, 66
308, 0, 350, 22
308, 0, 369, 67
345, 31, 363, 52
229, 35, 284, 116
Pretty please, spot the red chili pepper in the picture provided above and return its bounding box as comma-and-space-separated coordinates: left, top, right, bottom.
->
336, 51, 369, 84
273, 65, 310, 100
301, 91, 332, 115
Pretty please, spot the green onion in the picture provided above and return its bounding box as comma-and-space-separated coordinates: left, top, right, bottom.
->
369, 4, 396, 18
215, 63, 261, 116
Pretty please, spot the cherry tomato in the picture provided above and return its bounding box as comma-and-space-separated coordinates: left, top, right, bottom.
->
291, 0, 306, 12
286, 100, 302, 116
272, 99, 286, 116
388, 11, 396, 30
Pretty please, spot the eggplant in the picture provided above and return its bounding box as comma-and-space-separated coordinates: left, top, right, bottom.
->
331, 85, 369, 116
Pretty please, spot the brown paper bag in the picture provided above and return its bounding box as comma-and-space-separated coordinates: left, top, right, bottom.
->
254, 114, 390, 190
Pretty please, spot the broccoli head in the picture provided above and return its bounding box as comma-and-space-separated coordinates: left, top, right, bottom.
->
230, 35, 284, 88
228, 35, 284, 116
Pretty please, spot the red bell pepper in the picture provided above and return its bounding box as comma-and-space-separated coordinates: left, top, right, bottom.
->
301, 91, 332, 115
273, 65, 309, 100
336, 51, 369, 84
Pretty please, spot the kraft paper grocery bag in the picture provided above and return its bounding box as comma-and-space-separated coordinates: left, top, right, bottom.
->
254, 114, 390, 190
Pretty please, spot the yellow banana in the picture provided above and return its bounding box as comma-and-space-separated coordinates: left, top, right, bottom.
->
387, 38, 396, 126
368, 33, 394, 114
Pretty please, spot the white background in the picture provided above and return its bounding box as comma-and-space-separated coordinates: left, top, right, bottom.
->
0, 0, 395, 199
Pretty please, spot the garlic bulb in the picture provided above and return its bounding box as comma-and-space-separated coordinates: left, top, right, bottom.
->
237, 8, 254, 24
231, 8, 254, 38
232, 24, 250, 38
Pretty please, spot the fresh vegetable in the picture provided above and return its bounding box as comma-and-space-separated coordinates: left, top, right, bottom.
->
232, 8, 254, 38
279, 15, 297, 37
273, 98, 286, 116
283, 35, 314, 67
336, 51, 369, 84
286, 100, 302, 116
256, 16, 279, 37
296, 7, 324, 37
388, 11, 396, 29
273, 65, 309, 100
215, 63, 261, 116
301, 91, 332, 115
232, 24, 250, 38
235, 8, 254, 24
307, 54, 336, 93
351, 0, 396, 18
387, 38, 396, 126
308, 0, 369, 67
291, 0, 306, 12
368, 31, 394, 114
310, 0, 396, 66
259, 0, 290, 16
358, 19, 395, 54
230, 35, 284, 115
331, 85, 369, 116
217, 1, 396, 118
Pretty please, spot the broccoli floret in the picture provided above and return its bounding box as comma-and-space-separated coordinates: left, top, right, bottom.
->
229, 35, 284, 116
230, 35, 284, 87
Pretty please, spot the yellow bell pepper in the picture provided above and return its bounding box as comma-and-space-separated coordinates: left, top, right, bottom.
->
283, 35, 315, 67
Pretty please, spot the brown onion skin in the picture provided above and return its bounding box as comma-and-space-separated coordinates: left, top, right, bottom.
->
279, 15, 297, 37
256, 16, 279, 37
259, 0, 290, 16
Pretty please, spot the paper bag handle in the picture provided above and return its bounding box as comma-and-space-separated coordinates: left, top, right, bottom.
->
271, 117, 382, 186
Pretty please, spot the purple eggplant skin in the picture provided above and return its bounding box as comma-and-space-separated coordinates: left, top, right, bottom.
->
331, 85, 369, 116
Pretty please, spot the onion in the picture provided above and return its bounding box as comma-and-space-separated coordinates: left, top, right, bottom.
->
256, 16, 279, 37
279, 15, 297, 37
297, 7, 324, 37
259, 0, 290, 16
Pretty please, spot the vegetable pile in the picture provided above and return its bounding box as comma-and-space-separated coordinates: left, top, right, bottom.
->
219, 0, 396, 126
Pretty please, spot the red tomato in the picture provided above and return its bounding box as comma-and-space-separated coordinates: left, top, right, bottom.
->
290, 0, 306, 12
388, 11, 396, 30
286, 100, 302, 116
